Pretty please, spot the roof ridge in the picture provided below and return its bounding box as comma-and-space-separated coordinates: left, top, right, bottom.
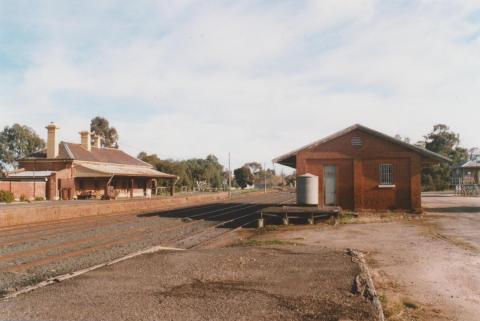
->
273, 124, 451, 166
61, 142, 75, 159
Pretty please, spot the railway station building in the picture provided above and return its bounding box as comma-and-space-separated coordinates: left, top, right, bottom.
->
0, 123, 177, 201
273, 124, 450, 212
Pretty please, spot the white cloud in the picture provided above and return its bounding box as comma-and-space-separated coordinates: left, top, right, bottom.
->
0, 0, 479, 171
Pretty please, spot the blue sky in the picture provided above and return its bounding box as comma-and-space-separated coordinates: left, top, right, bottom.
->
0, 0, 479, 171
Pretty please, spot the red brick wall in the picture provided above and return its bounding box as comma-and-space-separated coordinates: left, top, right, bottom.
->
73, 177, 151, 199
361, 158, 410, 210
296, 128, 423, 211
305, 158, 354, 210
0, 181, 47, 200
46, 174, 56, 200
51, 168, 75, 200
75, 177, 108, 198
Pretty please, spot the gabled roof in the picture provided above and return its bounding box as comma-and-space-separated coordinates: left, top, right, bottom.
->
273, 124, 451, 168
19, 142, 177, 179
23, 142, 151, 167
455, 159, 480, 169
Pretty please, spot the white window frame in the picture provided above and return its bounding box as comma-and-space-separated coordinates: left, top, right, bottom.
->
379, 164, 395, 187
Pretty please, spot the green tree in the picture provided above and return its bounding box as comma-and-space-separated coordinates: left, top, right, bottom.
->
0, 124, 45, 172
422, 124, 468, 191
183, 154, 224, 189
244, 162, 262, 173
285, 173, 296, 187
234, 166, 254, 189
394, 134, 411, 144
137, 152, 224, 189
90, 116, 119, 148
137, 152, 161, 166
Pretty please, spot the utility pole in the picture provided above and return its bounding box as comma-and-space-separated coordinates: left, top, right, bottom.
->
228, 152, 231, 197
264, 162, 267, 194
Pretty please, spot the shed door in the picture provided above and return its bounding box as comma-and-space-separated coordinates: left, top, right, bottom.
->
324, 165, 337, 206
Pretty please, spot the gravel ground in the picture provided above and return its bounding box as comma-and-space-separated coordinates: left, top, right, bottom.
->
0, 192, 294, 296
0, 245, 379, 321
254, 193, 480, 321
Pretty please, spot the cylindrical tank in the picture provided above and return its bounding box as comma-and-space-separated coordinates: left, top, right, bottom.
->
296, 173, 319, 206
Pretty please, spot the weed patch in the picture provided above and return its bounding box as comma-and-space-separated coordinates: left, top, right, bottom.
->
380, 293, 423, 320
242, 239, 300, 247
256, 225, 279, 234
402, 298, 419, 310
0, 190, 14, 203
339, 212, 356, 224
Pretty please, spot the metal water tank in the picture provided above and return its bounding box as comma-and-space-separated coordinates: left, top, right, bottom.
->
296, 173, 319, 206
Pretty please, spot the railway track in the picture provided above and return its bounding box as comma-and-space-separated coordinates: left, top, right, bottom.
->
0, 190, 268, 236
0, 191, 294, 297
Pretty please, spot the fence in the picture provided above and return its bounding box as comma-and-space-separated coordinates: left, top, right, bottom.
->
454, 184, 479, 197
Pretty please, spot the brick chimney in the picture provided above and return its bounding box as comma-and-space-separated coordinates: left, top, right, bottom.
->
45, 123, 59, 159
79, 131, 91, 151
93, 135, 102, 148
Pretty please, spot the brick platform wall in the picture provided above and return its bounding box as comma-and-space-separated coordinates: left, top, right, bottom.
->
0, 192, 231, 227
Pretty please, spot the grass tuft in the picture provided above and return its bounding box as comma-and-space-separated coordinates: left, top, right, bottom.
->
242, 239, 299, 247
402, 298, 419, 310
339, 212, 356, 224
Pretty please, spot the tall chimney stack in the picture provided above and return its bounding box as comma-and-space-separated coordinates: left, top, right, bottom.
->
46, 123, 59, 159
79, 131, 91, 151
93, 135, 102, 148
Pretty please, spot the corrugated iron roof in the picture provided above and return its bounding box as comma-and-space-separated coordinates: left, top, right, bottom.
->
459, 160, 480, 169
5, 171, 54, 178
273, 124, 451, 168
64, 143, 150, 166
74, 162, 177, 179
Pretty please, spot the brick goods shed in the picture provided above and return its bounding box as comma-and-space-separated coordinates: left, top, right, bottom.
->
273, 124, 450, 212
1, 123, 177, 201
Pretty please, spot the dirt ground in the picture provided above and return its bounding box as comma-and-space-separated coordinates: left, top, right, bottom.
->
0, 246, 379, 321
254, 193, 480, 321
1, 193, 477, 321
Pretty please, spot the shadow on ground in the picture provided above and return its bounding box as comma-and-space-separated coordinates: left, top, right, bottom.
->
136, 202, 296, 228
426, 207, 480, 213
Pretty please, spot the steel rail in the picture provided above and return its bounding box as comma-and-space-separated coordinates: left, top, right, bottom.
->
188, 197, 295, 249
0, 191, 273, 234
0, 193, 279, 246
0, 194, 290, 269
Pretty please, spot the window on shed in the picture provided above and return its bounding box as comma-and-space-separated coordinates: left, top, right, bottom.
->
379, 164, 394, 185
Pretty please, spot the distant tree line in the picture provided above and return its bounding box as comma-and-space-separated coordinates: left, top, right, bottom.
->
420, 124, 470, 191
138, 152, 225, 190
0, 119, 476, 192
233, 162, 286, 189
0, 124, 45, 173
396, 124, 473, 191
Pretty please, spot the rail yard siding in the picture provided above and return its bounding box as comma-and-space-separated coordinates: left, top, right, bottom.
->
0, 193, 229, 228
